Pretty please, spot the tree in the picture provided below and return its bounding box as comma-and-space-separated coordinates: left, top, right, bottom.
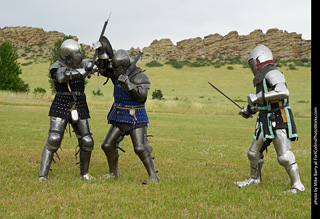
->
48, 35, 88, 94
0, 41, 29, 92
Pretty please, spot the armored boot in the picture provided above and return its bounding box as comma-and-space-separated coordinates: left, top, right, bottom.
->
39, 145, 54, 182
80, 150, 94, 180
99, 150, 119, 179
284, 163, 305, 193
234, 159, 263, 188
141, 155, 160, 185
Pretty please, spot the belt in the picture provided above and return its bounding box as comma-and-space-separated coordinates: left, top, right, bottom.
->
259, 103, 288, 114
115, 103, 145, 109
56, 91, 84, 96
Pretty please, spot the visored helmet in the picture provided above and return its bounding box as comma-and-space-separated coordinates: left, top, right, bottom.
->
60, 39, 83, 67
112, 49, 131, 76
248, 45, 273, 75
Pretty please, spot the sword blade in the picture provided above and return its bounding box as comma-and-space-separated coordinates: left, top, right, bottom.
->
208, 81, 242, 109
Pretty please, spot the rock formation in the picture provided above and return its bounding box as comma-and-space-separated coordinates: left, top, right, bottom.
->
0, 26, 94, 59
0, 26, 311, 61
141, 28, 311, 61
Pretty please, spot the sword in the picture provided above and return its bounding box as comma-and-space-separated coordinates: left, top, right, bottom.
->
88, 12, 112, 78
208, 81, 242, 109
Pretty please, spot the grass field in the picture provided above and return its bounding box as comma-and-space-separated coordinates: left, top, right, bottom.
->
0, 59, 311, 218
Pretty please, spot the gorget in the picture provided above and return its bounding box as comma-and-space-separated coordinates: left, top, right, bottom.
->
253, 63, 277, 87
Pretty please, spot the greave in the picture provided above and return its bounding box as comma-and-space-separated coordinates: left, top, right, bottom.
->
106, 151, 119, 178
141, 155, 160, 183
39, 145, 54, 178
250, 159, 264, 181
79, 150, 91, 176
286, 163, 305, 191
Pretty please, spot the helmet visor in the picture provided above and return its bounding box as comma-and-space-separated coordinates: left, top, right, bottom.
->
248, 58, 257, 76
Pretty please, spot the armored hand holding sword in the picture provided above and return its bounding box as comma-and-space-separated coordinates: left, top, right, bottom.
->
39, 39, 97, 182
97, 49, 160, 184
232, 45, 305, 193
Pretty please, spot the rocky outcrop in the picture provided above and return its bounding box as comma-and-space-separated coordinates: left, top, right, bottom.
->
142, 28, 311, 61
0, 26, 311, 61
0, 26, 88, 58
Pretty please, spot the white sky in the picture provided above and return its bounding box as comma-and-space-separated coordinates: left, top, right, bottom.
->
0, 0, 311, 50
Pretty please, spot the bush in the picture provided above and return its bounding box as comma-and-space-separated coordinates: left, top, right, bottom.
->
152, 89, 164, 100
165, 59, 183, 69
33, 87, 47, 94
92, 89, 104, 96
288, 64, 296, 70
227, 66, 234, 70
145, 60, 163, 67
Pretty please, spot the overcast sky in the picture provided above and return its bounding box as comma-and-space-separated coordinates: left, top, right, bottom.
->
0, 0, 311, 50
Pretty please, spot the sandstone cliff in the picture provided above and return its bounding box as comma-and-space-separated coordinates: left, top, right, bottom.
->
0, 26, 92, 59
141, 28, 311, 61
0, 26, 311, 61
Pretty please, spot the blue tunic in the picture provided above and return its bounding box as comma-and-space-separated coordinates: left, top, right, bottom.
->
107, 77, 149, 125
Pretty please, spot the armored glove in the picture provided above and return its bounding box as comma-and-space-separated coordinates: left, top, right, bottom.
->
239, 105, 258, 119
84, 61, 98, 72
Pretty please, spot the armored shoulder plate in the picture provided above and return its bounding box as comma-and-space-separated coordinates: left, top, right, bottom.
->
265, 69, 286, 87
49, 62, 62, 72
130, 71, 150, 89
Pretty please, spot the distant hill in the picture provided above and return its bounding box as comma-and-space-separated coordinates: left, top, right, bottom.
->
0, 26, 94, 59
0, 26, 311, 61
138, 28, 311, 61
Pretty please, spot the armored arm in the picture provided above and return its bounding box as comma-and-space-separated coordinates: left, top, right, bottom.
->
247, 70, 289, 106
50, 60, 97, 83
123, 72, 150, 103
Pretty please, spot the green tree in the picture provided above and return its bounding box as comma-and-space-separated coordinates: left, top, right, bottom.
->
48, 35, 88, 94
0, 41, 29, 92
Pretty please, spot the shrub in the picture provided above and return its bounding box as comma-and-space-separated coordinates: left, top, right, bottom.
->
152, 89, 164, 100
145, 60, 163, 67
288, 64, 296, 70
165, 59, 183, 69
92, 89, 104, 96
33, 87, 47, 94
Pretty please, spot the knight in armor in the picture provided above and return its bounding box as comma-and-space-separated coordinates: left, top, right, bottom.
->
39, 39, 97, 182
234, 45, 305, 193
98, 49, 160, 184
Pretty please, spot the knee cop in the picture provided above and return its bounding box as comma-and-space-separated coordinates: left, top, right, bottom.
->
80, 134, 94, 152
46, 131, 63, 152
134, 140, 153, 160
247, 149, 263, 163
277, 150, 296, 170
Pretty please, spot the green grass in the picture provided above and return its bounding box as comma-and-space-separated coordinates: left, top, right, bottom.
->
0, 60, 311, 218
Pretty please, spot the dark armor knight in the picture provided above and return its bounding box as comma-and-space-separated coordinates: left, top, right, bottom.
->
39, 39, 96, 182
99, 49, 160, 184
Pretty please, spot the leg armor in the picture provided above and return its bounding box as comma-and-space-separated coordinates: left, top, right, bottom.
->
101, 125, 122, 178
130, 127, 160, 184
234, 132, 264, 188
72, 119, 94, 180
39, 117, 67, 181
273, 129, 305, 193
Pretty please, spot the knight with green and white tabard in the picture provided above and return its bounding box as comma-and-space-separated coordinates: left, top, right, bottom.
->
235, 45, 305, 193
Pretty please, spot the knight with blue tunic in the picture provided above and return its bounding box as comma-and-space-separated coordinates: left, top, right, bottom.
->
99, 49, 160, 184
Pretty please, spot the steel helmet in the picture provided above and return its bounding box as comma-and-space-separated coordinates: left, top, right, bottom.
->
248, 45, 273, 75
